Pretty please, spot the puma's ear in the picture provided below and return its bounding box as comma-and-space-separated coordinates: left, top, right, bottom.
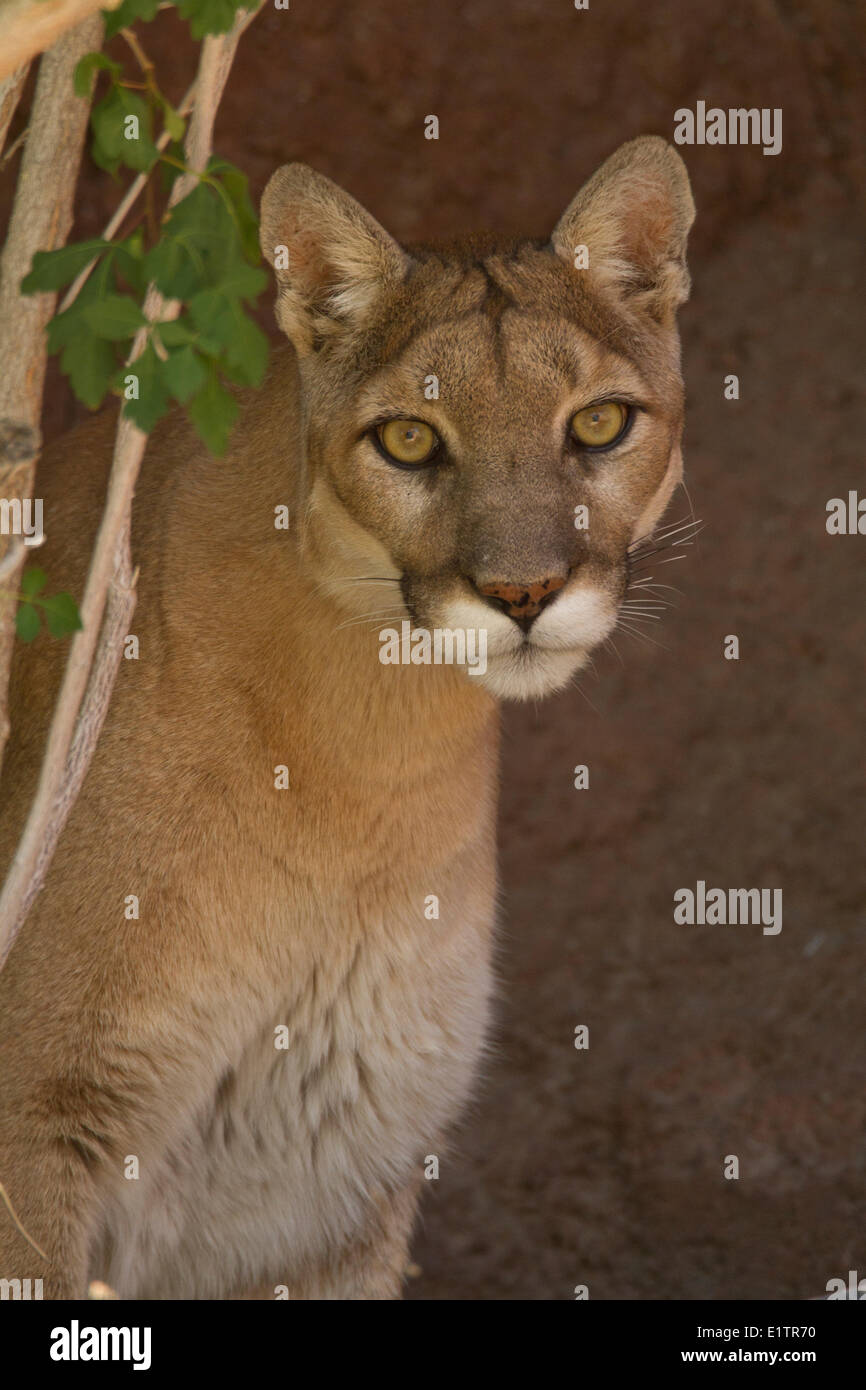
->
551, 136, 695, 324
260, 164, 412, 353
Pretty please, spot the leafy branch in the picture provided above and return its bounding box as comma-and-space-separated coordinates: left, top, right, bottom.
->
22, 155, 268, 453
16, 2, 268, 457
0, 1, 265, 969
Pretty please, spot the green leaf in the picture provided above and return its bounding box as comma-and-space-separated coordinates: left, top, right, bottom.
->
43, 592, 83, 640
122, 341, 171, 433
188, 369, 238, 455
114, 233, 147, 295
161, 344, 207, 404
46, 311, 78, 353
45, 257, 113, 352
215, 260, 267, 302
125, 228, 145, 260
20, 240, 111, 294
187, 285, 268, 387
103, 0, 161, 42
82, 294, 146, 341
117, 91, 159, 173
154, 317, 195, 347
155, 316, 221, 357
73, 51, 121, 98
177, 0, 245, 40
188, 287, 237, 343
212, 161, 261, 263
159, 139, 186, 196
144, 237, 202, 300
20, 567, 48, 599
15, 603, 40, 643
46, 310, 79, 353
220, 313, 268, 388
91, 87, 158, 175
42, 248, 130, 406
164, 181, 236, 260
159, 97, 186, 144
60, 334, 117, 410
90, 87, 126, 172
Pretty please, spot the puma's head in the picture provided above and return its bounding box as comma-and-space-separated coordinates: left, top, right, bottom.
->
260, 136, 695, 700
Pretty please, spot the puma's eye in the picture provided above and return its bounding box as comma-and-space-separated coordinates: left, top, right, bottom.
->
570, 401, 629, 449
377, 419, 439, 466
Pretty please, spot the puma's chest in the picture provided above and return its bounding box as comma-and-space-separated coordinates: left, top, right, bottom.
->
105, 883, 495, 1298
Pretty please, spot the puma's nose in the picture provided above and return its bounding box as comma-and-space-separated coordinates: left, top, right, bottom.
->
473, 574, 567, 631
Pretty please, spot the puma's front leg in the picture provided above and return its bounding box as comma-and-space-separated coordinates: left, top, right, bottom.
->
0, 1127, 95, 1300
234, 1179, 423, 1301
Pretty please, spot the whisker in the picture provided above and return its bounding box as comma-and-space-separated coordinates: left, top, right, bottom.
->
628, 535, 699, 566
618, 621, 653, 646
617, 618, 668, 651
643, 504, 700, 536
329, 576, 401, 586
332, 609, 407, 634
569, 675, 602, 715
627, 515, 705, 571
641, 516, 701, 545
678, 477, 699, 530
671, 529, 704, 546
628, 578, 683, 597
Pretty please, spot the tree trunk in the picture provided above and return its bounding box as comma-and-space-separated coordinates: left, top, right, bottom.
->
0, 15, 103, 778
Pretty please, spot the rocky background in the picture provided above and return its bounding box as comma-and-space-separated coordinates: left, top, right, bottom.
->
2, 0, 864, 1298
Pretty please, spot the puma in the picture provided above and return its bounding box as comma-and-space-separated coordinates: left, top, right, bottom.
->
0, 136, 694, 1299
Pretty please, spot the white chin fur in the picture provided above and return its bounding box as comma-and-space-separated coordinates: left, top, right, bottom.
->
472, 644, 592, 701
441, 583, 617, 702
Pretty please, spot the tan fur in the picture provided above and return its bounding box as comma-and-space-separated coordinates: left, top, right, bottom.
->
0, 137, 693, 1299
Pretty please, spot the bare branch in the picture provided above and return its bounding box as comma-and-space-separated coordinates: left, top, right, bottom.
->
0, 4, 265, 970
0, 14, 103, 779
0, 63, 29, 158
0, 125, 28, 171
0, 537, 26, 586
